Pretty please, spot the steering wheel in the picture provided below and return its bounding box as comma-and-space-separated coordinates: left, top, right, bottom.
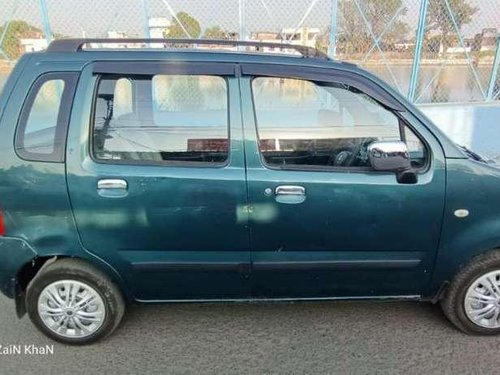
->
329, 138, 375, 167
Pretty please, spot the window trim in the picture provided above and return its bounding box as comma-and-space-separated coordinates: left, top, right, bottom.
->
92, 61, 236, 76
249, 76, 430, 174
242, 64, 406, 111
89, 72, 232, 168
15, 72, 79, 163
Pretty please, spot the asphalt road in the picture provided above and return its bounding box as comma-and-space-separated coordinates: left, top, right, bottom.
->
1, 295, 500, 374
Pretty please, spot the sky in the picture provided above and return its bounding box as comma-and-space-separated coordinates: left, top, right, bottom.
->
1, 0, 499, 39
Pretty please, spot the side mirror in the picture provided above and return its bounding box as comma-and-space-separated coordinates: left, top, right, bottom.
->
368, 140, 417, 184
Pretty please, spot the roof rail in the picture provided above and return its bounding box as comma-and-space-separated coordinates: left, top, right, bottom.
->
46, 38, 329, 59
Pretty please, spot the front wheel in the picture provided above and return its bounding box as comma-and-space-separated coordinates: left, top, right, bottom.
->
441, 250, 500, 334
26, 258, 125, 345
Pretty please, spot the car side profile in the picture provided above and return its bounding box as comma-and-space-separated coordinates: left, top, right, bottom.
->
2, 38, 500, 345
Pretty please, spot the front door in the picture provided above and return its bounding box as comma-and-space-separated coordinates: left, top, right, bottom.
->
240, 66, 446, 298
66, 62, 250, 300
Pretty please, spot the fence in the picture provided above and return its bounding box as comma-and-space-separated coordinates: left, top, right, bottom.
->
0, 0, 499, 104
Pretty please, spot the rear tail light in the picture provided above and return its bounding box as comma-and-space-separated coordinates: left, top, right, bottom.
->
0, 209, 5, 236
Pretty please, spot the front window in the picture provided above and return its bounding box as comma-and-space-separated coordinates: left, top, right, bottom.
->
251, 77, 426, 170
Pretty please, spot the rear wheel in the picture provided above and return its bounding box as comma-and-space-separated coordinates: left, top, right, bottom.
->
26, 258, 125, 345
441, 250, 500, 334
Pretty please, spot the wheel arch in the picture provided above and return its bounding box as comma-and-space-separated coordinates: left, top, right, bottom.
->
15, 254, 132, 318
429, 245, 500, 302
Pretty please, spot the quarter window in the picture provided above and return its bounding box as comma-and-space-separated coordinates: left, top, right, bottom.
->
92, 74, 229, 165
252, 77, 426, 170
16, 73, 77, 162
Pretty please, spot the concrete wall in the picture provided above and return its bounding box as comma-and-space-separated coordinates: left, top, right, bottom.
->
419, 102, 500, 164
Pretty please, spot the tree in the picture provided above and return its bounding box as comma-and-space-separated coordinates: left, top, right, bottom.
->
338, 0, 367, 55
166, 12, 201, 39
390, 21, 411, 45
362, 0, 408, 43
426, 0, 478, 54
338, 0, 408, 56
0, 20, 42, 60
202, 26, 227, 40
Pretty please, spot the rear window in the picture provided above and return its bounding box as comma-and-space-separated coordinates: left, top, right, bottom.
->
92, 74, 229, 166
15, 72, 78, 162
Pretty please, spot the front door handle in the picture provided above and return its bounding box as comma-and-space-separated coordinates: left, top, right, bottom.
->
97, 179, 128, 198
274, 185, 306, 204
275, 185, 305, 196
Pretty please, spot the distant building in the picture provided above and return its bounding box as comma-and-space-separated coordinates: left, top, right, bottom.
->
446, 46, 472, 55
250, 27, 321, 55
280, 27, 320, 48
250, 31, 298, 54
251, 31, 280, 41
86, 31, 142, 49
394, 41, 415, 52
20, 38, 48, 53
481, 28, 498, 51
103, 31, 132, 48
107, 30, 127, 39
149, 17, 170, 39
147, 17, 170, 48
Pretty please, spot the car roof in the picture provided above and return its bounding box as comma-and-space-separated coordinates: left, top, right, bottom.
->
33, 49, 357, 73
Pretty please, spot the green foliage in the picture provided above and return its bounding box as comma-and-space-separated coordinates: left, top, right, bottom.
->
427, 0, 478, 36
315, 39, 328, 54
362, 0, 408, 40
338, 0, 408, 55
338, 0, 365, 54
426, 34, 458, 55
202, 25, 227, 40
0, 20, 42, 60
166, 12, 201, 39
426, 0, 477, 52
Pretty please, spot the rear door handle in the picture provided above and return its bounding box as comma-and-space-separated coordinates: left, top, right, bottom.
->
97, 179, 128, 190
274, 185, 306, 204
97, 179, 128, 198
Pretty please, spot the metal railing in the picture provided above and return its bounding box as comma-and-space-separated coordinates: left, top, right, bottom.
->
45, 38, 329, 58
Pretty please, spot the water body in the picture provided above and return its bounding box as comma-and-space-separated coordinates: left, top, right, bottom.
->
367, 64, 496, 103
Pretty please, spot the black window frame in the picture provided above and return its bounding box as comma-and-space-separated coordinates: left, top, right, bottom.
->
15, 72, 79, 163
89, 62, 235, 168
246, 67, 430, 173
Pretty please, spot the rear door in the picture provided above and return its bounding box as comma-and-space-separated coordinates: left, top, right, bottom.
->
240, 64, 446, 299
66, 61, 250, 300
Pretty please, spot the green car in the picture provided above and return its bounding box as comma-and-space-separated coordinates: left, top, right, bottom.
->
1, 39, 499, 345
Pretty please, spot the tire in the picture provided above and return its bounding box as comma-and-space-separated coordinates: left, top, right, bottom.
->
441, 250, 500, 335
25, 258, 125, 345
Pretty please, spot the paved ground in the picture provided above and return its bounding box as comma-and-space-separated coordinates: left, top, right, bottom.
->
1, 295, 500, 374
